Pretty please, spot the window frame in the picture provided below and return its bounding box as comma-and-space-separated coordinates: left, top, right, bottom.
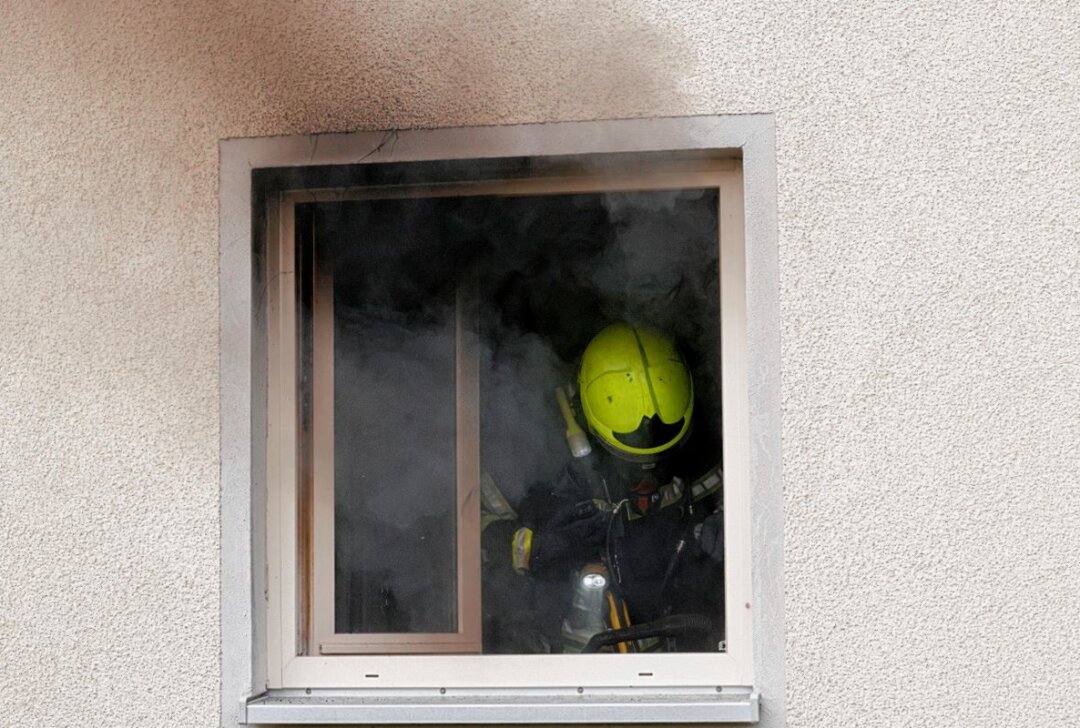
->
269, 162, 748, 686
220, 116, 782, 726
308, 216, 483, 655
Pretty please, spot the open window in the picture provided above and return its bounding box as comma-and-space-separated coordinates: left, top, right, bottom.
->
222, 119, 779, 725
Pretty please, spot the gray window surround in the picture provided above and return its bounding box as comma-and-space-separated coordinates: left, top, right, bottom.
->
219, 115, 783, 727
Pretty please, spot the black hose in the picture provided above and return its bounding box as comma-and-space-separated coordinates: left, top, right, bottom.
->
655, 478, 697, 607
581, 613, 714, 653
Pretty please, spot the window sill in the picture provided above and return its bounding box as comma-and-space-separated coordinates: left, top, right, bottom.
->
245, 686, 760, 724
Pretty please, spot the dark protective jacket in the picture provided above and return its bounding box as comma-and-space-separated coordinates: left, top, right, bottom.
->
481, 441, 724, 654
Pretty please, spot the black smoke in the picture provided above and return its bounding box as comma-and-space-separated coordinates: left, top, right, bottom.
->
310, 186, 722, 637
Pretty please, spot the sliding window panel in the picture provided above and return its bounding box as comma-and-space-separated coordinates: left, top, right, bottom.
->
309, 200, 481, 654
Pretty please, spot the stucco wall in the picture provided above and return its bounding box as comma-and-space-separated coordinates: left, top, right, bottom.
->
1, 2, 1077, 727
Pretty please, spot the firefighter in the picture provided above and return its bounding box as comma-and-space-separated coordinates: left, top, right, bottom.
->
482, 322, 724, 653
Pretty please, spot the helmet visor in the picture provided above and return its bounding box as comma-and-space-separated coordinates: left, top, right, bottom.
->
611, 414, 686, 451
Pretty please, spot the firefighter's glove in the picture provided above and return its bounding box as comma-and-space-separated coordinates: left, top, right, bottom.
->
515, 501, 606, 573
697, 512, 724, 563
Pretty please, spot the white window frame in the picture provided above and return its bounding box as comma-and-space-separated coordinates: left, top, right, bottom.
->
220, 116, 783, 726
267, 162, 749, 688
309, 271, 483, 656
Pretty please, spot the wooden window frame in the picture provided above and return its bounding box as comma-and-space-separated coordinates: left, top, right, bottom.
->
264, 155, 754, 690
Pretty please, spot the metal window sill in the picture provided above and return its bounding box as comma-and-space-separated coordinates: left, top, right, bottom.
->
245, 686, 759, 724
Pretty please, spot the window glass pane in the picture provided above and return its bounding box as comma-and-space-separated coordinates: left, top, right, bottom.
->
317, 201, 459, 634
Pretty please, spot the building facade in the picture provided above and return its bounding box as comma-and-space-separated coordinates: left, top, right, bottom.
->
1, 2, 1077, 726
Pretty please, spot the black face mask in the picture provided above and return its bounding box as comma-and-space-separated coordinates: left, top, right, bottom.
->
608, 454, 673, 497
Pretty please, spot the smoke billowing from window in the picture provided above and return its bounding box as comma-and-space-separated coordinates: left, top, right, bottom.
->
311, 184, 721, 640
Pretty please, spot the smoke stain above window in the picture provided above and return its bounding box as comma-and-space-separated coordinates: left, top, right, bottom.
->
297, 187, 727, 655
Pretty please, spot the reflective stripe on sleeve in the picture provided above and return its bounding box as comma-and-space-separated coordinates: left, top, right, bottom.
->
691, 467, 723, 501
481, 471, 517, 520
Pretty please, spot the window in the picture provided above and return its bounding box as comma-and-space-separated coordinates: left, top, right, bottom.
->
220, 118, 781, 726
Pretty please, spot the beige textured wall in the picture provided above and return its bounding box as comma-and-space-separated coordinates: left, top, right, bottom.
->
1, 1, 1077, 726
